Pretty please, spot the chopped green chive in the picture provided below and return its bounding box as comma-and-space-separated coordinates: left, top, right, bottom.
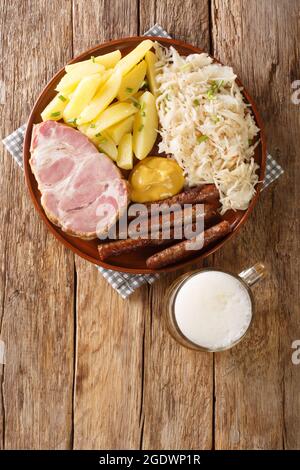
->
197, 135, 208, 144
91, 56, 95, 63
138, 124, 144, 132
193, 99, 200, 106
51, 111, 61, 117
95, 132, 101, 137
58, 95, 67, 102
140, 80, 148, 89
130, 98, 141, 109
141, 111, 146, 117
207, 80, 224, 100
207, 90, 216, 100
126, 87, 134, 93
90, 123, 96, 128
166, 94, 171, 101
67, 118, 77, 124
211, 115, 220, 123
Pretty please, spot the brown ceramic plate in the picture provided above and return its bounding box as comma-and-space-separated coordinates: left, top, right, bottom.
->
23, 36, 266, 274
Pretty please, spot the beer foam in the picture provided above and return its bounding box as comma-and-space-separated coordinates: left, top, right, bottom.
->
174, 271, 252, 350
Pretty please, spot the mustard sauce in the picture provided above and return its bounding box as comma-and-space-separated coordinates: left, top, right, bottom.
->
129, 156, 184, 203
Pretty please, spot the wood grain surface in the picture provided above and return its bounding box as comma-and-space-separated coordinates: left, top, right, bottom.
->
0, 0, 75, 450
0, 0, 299, 450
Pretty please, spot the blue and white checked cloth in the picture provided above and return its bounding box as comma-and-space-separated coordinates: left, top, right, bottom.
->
2, 24, 284, 298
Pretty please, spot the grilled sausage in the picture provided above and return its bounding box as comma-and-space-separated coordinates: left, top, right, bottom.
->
146, 220, 231, 269
127, 184, 219, 220
98, 237, 170, 261
118, 204, 217, 238
98, 219, 203, 261
145, 203, 216, 233
145, 184, 219, 209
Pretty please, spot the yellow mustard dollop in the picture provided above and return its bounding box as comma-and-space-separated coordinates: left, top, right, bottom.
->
129, 156, 184, 203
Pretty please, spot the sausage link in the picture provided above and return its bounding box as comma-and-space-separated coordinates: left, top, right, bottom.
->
144, 203, 216, 234
127, 184, 219, 220
125, 203, 217, 238
146, 220, 231, 269
146, 184, 219, 208
98, 219, 202, 261
98, 237, 170, 261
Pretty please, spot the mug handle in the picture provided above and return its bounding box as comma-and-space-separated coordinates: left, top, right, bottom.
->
239, 262, 266, 287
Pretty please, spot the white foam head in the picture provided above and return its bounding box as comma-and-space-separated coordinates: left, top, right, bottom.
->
174, 270, 252, 350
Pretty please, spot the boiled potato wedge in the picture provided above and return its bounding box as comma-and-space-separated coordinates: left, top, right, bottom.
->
117, 60, 147, 101
117, 133, 133, 170
77, 122, 91, 136
97, 133, 118, 161
133, 91, 158, 160
76, 70, 122, 125
65, 50, 121, 73
94, 50, 121, 69
56, 62, 104, 95
88, 102, 138, 137
115, 40, 153, 76
41, 93, 69, 121
145, 50, 157, 95
63, 73, 103, 123
97, 68, 113, 85
77, 124, 117, 160
106, 115, 134, 144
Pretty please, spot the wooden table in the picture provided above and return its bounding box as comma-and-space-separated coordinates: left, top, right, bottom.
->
0, 0, 299, 450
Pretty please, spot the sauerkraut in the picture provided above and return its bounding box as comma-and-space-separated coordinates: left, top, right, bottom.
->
154, 44, 260, 214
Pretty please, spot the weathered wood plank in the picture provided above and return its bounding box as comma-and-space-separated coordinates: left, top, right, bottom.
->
212, 0, 300, 449
71, 0, 146, 450
139, 0, 214, 450
140, 0, 210, 48
73, 260, 148, 449
0, 0, 74, 449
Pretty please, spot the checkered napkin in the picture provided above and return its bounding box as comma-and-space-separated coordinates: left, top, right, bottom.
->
2, 24, 284, 298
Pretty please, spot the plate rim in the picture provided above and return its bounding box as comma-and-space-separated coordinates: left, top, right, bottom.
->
23, 35, 267, 274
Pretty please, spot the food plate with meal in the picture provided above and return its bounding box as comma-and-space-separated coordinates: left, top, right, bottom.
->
23, 37, 266, 273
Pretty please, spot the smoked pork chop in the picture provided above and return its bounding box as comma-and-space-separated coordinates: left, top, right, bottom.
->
30, 121, 128, 239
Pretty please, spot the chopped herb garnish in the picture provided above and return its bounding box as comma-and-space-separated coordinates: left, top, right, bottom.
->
141, 111, 146, 117
90, 123, 96, 128
138, 124, 144, 132
67, 118, 77, 124
193, 99, 200, 106
207, 80, 223, 100
140, 80, 148, 89
211, 115, 220, 124
166, 94, 171, 101
126, 87, 134, 93
51, 111, 61, 117
91, 56, 95, 63
207, 89, 216, 100
130, 97, 141, 109
95, 132, 101, 137
197, 135, 208, 144
58, 95, 67, 102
